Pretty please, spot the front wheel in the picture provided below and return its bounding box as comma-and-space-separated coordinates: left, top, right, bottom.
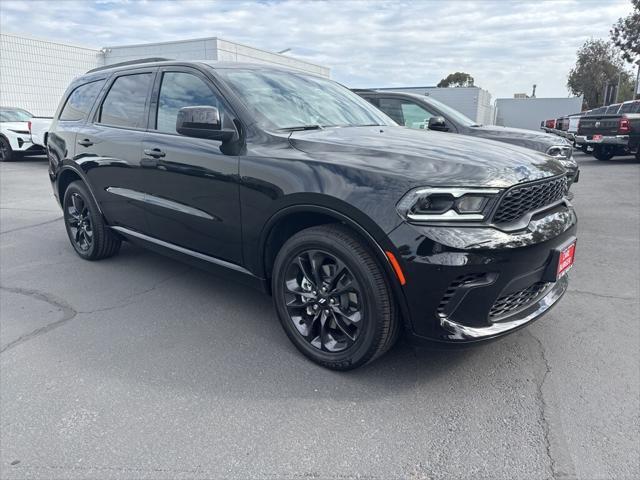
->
272, 224, 399, 370
0, 137, 13, 162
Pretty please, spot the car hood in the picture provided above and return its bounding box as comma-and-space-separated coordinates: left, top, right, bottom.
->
0, 121, 29, 131
288, 126, 565, 188
468, 125, 570, 152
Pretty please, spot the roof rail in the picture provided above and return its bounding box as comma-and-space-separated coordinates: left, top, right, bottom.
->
86, 57, 170, 74
351, 88, 379, 94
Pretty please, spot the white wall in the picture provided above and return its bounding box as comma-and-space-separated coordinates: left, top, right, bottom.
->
494, 97, 583, 131
0, 33, 103, 116
1, 34, 330, 117
105, 37, 330, 78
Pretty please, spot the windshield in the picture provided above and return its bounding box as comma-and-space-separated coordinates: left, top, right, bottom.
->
216, 69, 395, 130
420, 96, 478, 127
0, 108, 32, 122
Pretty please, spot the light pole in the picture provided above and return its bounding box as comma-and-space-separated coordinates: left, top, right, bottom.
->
635, 60, 640, 100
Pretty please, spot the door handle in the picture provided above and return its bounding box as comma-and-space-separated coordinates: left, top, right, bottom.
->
143, 148, 166, 158
140, 158, 158, 168
77, 138, 94, 147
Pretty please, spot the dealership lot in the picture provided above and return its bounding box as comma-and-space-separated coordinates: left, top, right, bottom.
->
1, 153, 638, 479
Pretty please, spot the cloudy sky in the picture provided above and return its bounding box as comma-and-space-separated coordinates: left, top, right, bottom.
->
0, 0, 634, 99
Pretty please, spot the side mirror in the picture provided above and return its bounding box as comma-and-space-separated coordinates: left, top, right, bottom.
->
428, 116, 449, 132
176, 106, 235, 141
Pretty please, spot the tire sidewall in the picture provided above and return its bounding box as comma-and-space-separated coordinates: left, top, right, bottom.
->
63, 182, 99, 259
0, 137, 13, 162
272, 231, 386, 368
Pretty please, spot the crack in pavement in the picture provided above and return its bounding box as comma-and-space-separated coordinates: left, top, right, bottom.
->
0, 268, 192, 354
528, 330, 577, 480
0, 286, 77, 354
77, 266, 193, 315
0, 216, 62, 235
567, 289, 636, 301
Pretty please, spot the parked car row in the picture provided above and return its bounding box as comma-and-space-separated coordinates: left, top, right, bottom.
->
44, 59, 578, 369
542, 99, 640, 161
0, 107, 51, 161
354, 89, 579, 185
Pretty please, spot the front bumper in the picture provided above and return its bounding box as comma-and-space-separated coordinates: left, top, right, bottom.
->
388, 202, 577, 342
575, 135, 629, 146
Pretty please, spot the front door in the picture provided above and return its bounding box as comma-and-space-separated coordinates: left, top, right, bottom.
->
139, 68, 242, 264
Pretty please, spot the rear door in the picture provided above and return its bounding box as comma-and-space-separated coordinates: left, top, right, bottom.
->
75, 69, 156, 232
48, 79, 106, 171
138, 66, 242, 263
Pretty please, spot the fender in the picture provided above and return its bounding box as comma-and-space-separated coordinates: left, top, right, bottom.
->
55, 163, 104, 216
258, 203, 412, 329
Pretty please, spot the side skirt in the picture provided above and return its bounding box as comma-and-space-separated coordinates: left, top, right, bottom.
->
111, 226, 269, 293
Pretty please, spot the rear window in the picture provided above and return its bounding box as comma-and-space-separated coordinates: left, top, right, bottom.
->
99, 73, 153, 128
619, 101, 640, 114
59, 80, 105, 121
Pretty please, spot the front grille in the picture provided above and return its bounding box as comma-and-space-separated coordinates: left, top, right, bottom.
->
437, 273, 486, 316
489, 282, 548, 319
492, 176, 567, 224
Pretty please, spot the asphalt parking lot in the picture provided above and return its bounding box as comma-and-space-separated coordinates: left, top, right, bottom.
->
1, 152, 638, 480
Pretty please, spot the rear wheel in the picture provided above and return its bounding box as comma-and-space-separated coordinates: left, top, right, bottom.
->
63, 181, 121, 260
272, 224, 399, 370
593, 145, 615, 161
0, 137, 13, 162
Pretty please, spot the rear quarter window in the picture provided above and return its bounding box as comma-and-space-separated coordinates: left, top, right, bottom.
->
59, 80, 105, 121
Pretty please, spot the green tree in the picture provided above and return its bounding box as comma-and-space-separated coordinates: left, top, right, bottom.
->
437, 72, 474, 88
567, 39, 632, 109
610, 0, 640, 63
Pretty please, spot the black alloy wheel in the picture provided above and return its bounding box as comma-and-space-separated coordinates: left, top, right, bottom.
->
283, 249, 363, 353
66, 192, 94, 252
273, 224, 399, 370
63, 181, 121, 260
0, 137, 13, 162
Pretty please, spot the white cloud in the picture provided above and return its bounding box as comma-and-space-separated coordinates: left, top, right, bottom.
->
0, 0, 634, 99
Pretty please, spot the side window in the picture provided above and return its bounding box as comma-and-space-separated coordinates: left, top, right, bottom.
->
400, 103, 436, 129
377, 98, 405, 124
99, 73, 153, 128
377, 98, 436, 129
59, 81, 105, 121
156, 72, 221, 134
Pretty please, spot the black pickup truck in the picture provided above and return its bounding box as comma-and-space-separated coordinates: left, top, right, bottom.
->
575, 100, 640, 161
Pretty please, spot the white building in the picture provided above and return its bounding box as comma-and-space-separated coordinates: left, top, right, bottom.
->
0, 33, 330, 116
494, 97, 583, 131
374, 86, 495, 125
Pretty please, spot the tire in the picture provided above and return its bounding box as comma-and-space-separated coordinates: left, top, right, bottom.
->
593, 146, 615, 161
0, 136, 13, 162
272, 224, 399, 370
63, 181, 121, 260
635, 149, 640, 162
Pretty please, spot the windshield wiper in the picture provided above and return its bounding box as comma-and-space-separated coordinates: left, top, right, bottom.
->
277, 125, 324, 132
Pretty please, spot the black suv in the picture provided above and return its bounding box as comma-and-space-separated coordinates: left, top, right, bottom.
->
355, 90, 580, 186
48, 60, 577, 370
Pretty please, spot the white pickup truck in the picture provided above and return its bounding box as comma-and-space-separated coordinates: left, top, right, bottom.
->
28, 116, 53, 149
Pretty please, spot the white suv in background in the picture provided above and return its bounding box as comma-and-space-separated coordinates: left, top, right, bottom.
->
0, 107, 46, 161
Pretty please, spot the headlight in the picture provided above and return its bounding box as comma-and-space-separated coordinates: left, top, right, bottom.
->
546, 145, 572, 160
397, 187, 501, 222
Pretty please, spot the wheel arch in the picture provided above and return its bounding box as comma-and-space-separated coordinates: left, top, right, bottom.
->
259, 204, 411, 329
57, 166, 104, 215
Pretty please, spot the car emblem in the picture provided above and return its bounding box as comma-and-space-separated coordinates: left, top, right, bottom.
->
514, 165, 530, 181
595, 121, 600, 127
